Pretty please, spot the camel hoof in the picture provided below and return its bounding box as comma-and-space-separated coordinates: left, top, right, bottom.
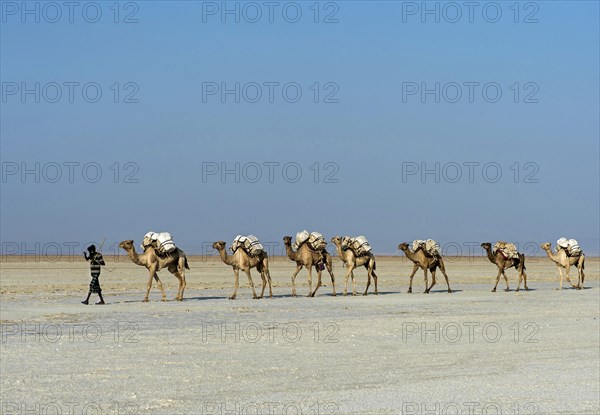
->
515, 289, 520, 292
228, 296, 236, 300
491, 289, 496, 292
142, 298, 149, 303
352, 293, 357, 296
407, 290, 412, 294
363, 293, 368, 296
448, 290, 453, 293
332, 293, 337, 297
505, 289, 510, 292
525, 287, 529, 291
161, 298, 167, 302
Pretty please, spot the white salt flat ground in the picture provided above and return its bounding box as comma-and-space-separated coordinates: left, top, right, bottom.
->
1, 257, 599, 414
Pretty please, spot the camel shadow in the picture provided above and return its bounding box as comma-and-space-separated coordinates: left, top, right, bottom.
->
185, 295, 229, 301
563, 286, 593, 291
116, 295, 226, 303
427, 289, 463, 294
273, 293, 338, 299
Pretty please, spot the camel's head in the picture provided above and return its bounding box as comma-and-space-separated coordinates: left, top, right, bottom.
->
283, 236, 292, 245
398, 242, 409, 251
212, 241, 226, 250
481, 242, 492, 250
540, 242, 551, 251
119, 240, 134, 250
330, 236, 342, 246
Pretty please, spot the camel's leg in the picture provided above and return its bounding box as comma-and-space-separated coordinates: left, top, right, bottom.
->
311, 268, 323, 297
371, 267, 379, 295
579, 260, 585, 287
259, 271, 267, 299
265, 267, 273, 298
556, 266, 564, 290
178, 262, 187, 300
492, 267, 502, 292
407, 264, 418, 293
143, 269, 154, 302
516, 255, 526, 291
522, 270, 528, 291
230, 269, 240, 299
351, 270, 357, 296
502, 270, 510, 291
244, 269, 258, 299
326, 259, 336, 296
564, 264, 576, 288
306, 266, 313, 297
262, 258, 273, 298
343, 266, 352, 296
574, 260, 583, 289
154, 273, 166, 302
363, 264, 371, 296
172, 271, 183, 301
423, 268, 429, 293
428, 269, 437, 293
439, 260, 453, 293
291, 265, 302, 297
168, 265, 184, 301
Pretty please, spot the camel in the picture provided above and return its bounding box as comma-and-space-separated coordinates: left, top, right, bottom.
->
330, 236, 378, 296
481, 243, 528, 292
212, 241, 272, 299
283, 236, 336, 297
119, 240, 189, 302
540, 242, 585, 289
398, 242, 452, 293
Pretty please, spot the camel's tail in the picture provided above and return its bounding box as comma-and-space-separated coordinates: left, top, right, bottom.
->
184, 257, 190, 270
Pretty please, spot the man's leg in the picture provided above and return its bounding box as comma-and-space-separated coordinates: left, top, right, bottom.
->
82, 291, 91, 305
96, 291, 105, 305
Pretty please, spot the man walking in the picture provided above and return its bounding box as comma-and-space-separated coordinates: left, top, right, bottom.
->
82, 244, 105, 305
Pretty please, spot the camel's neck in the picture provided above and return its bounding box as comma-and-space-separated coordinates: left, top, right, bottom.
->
217, 248, 233, 265
284, 243, 297, 261
402, 248, 418, 262
543, 247, 560, 264
333, 243, 345, 260
484, 247, 496, 264
126, 247, 145, 266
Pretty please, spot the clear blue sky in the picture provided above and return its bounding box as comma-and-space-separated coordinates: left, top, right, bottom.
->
1, 1, 599, 256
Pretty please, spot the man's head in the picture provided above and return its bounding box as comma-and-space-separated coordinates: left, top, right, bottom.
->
87, 245, 96, 253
